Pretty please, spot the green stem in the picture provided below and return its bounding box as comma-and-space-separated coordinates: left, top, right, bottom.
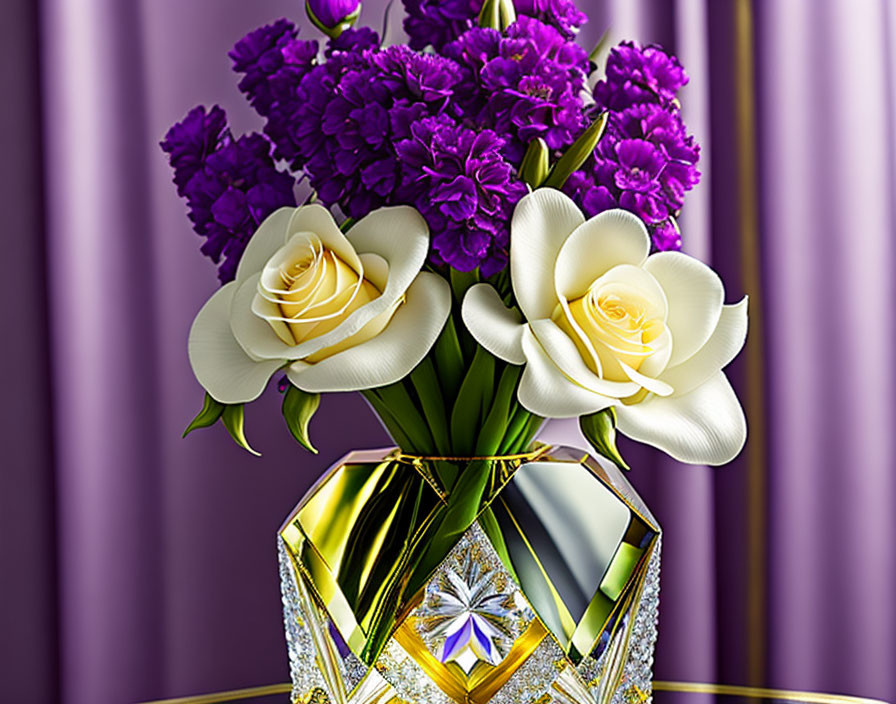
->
409, 359, 451, 455
510, 413, 546, 453
361, 390, 416, 452
431, 315, 465, 403
450, 346, 494, 455
475, 364, 522, 456
498, 402, 533, 454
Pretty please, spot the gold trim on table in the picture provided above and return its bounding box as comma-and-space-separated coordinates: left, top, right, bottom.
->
137, 680, 891, 704
652, 681, 890, 704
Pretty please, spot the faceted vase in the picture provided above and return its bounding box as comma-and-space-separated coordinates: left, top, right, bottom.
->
278, 446, 661, 704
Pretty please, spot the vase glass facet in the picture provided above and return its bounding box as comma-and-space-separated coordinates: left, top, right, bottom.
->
279, 446, 661, 704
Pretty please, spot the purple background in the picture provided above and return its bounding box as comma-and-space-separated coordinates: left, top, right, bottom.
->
2, 1, 895, 703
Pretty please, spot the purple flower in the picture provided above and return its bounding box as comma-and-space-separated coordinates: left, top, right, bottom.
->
307, 0, 361, 30
594, 41, 689, 109
565, 42, 700, 251
401, 0, 588, 52
444, 17, 589, 162
396, 116, 526, 275
291, 43, 460, 219
325, 26, 380, 56
160, 105, 230, 196
161, 106, 296, 283
230, 20, 319, 162
614, 139, 664, 192
402, 0, 482, 52
651, 219, 682, 251
513, 0, 587, 39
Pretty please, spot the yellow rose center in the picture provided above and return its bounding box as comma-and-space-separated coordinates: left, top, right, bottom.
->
262, 234, 396, 362
553, 278, 665, 383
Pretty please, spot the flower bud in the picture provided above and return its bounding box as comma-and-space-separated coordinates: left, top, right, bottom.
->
519, 138, 550, 188
544, 111, 608, 189
478, 0, 516, 31
306, 0, 362, 39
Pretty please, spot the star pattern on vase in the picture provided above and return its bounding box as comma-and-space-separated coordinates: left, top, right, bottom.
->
417, 546, 525, 674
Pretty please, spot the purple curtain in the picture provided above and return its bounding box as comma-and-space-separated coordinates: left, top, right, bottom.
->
2, 0, 894, 702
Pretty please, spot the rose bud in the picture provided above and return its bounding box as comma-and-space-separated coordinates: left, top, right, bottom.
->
305, 0, 362, 38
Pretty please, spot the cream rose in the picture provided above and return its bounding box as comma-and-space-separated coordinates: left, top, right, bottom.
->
189, 204, 451, 403
462, 189, 748, 465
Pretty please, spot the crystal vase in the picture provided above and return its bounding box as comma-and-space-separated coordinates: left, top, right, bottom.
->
278, 445, 661, 704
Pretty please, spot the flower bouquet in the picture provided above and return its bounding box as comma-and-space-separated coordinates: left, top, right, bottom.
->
162, 1, 747, 702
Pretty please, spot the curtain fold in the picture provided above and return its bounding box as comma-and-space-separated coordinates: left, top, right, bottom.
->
12, 0, 895, 702
0, 1, 59, 702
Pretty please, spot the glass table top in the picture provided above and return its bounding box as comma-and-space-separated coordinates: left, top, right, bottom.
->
137, 681, 890, 704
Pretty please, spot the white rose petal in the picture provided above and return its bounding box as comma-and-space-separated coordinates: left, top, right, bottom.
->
235, 207, 294, 286
345, 205, 430, 307
511, 189, 585, 321
644, 251, 724, 367
518, 327, 616, 418
528, 318, 640, 398
461, 283, 526, 364
287, 273, 451, 392
291, 203, 364, 271
464, 193, 749, 466
615, 372, 748, 465
188, 283, 284, 404
553, 208, 651, 300
659, 297, 749, 396
188, 203, 446, 399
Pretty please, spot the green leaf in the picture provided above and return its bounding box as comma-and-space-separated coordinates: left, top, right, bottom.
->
580, 407, 630, 470
475, 363, 522, 456
515, 413, 545, 453
449, 268, 480, 305
282, 384, 320, 454
183, 392, 224, 438
498, 403, 532, 454
479, 354, 496, 421
449, 346, 493, 455
432, 315, 465, 401
543, 112, 609, 189
361, 390, 416, 451
339, 216, 357, 233
478, 507, 518, 582
221, 404, 261, 457
409, 359, 451, 455
588, 28, 611, 65
519, 138, 550, 188
375, 382, 437, 454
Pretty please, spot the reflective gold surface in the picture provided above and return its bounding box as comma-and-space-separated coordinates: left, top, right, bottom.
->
137, 681, 891, 704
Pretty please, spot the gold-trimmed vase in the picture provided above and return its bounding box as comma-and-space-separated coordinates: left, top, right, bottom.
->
278, 446, 661, 704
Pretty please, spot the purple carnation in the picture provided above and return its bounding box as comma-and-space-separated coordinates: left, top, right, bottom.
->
651, 219, 682, 251
396, 116, 526, 275
444, 17, 589, 162
402, 0, 482, 52
230, 20, 319, 162
292, 44, 461, 218
402, 0, 588, 52
160, 105, 230, 196
513, 0, 586, 39
593, 41, 689, 110
161, 106, 296, 283
326, 26, 380, 56
565, 42, 700, 251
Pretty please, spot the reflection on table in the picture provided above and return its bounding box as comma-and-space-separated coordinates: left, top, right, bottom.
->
137, 680, 890, 704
